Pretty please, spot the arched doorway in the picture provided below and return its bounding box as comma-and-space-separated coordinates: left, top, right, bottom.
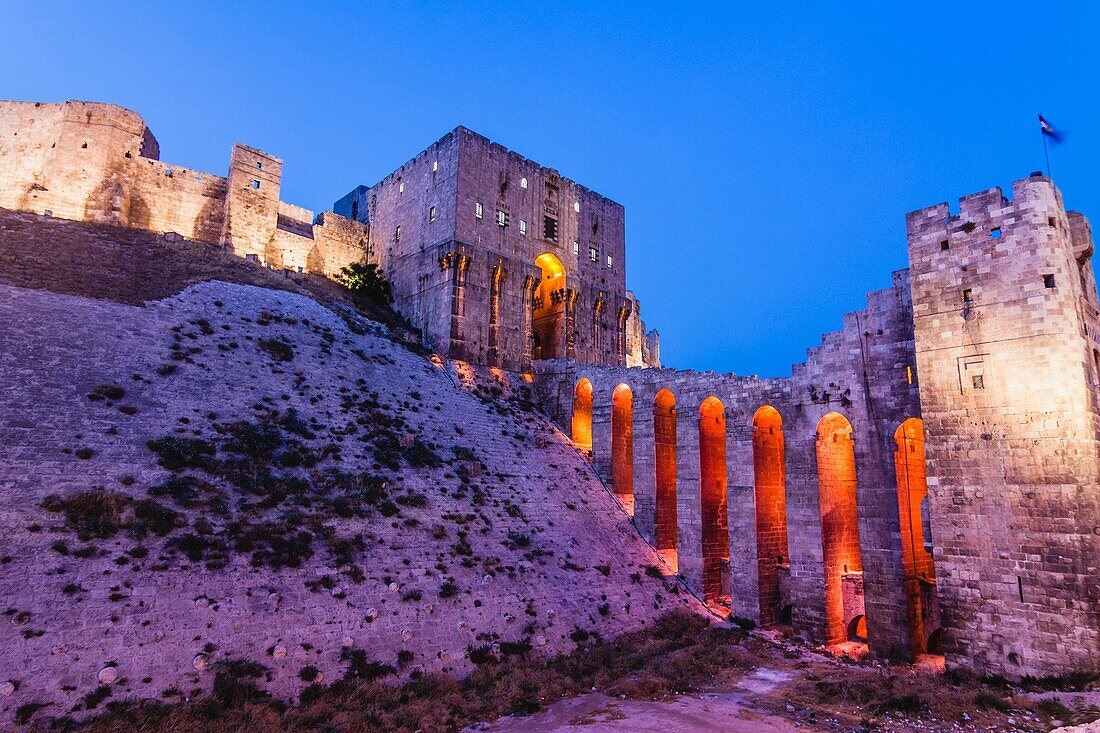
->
816, 412, 863, 645
653, 389, 677, 570
894, 417, 938, 655
611, 383, 634, 515
699, 396, 729, 605
533, 253, 565, 360
753, 405, 789, 626
572, 378, 593, 452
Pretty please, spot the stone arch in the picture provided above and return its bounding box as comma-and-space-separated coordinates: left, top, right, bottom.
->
753, 405, 789, 626
816, 411, 864, 645
699, 396, 730, 605
894, 417, 938, 655
611, 383, 634, 515
533, 253, 566, 360
653, 388, 677, 570
572, 378, 593, 453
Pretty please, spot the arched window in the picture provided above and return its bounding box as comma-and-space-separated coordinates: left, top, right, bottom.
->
894, 417, 938, 655
653, 389, 677, 570
611, 383, 634, 515
752, 405, 789, 626
699, 397, 729, 604
816, 412, 863, 645
533, 253, 566, 360
572, 378, 593, 452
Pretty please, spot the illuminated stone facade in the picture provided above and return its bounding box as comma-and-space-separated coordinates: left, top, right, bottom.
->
0, 100, 369, 276
334, 127, 659, 371
537, 175, 1099, 678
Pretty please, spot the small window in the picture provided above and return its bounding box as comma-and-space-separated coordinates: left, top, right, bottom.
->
589, 246, 598, 262
496, 210, 507, 227
573, 241, 580, 255
543, 216, 558, 241
1048, 217, 1057, 228
250, 179, 260, 190
990, 227, 1002, 239
432, 160, 439, 172
399, 182, 405, 193
520, 177, 528, 189
165, 167, 173, 178
574, 201, 580, 213
962, 288, 973, 303
395, 225, 401, 241
429, 205, 436, 222
940, 240, 950, 251
1043, 274, 1056, 289
972, 374, 984, 390
606, 255, 613, 269
519, 219, 527, 235
256, 161, 263, 170
475, 202, 483, 219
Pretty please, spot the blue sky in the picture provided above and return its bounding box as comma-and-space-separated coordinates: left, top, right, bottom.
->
3, 2, 1098, 376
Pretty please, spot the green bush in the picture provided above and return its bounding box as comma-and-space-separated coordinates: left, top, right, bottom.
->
335, 263, 393, 306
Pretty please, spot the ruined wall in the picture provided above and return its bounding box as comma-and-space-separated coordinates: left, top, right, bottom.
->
0, 100, 368, 279
908, 175, 1100, 678
534, 268, 925, 662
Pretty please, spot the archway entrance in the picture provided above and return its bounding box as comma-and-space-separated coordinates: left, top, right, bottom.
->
533, 253, 565, 360
894, 417, 938, 656
653, 389, 677, 571
572, 378, 593, 452
699, 396, 729, 605
753, 405, 789, 626
611, 383, 634, 515
816, 412, 863, 646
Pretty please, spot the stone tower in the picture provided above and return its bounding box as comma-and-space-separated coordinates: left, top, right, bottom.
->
907, 174, 1100, 677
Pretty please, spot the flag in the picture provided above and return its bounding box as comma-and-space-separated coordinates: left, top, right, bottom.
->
1039, 114, 1064, 143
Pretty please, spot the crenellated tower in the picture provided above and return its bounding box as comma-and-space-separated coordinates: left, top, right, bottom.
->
907, 173, 1100, 677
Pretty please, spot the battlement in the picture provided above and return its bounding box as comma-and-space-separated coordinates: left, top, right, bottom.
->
0, 98, 368, 277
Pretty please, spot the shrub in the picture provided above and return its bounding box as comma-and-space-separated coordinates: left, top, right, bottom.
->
147, 436, 216, 471
41, 489, 127, 539
87, 384, 125, 401
335, 262, 393, 306
258, 337, 294, 362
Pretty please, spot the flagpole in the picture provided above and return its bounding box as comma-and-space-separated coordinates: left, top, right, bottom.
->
1042, 128, 1052, 178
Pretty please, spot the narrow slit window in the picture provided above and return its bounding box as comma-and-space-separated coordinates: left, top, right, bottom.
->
399, 182, 405, 194
496, 210, 507, 227
962, 288, 973, 303
520, 177, 528, 189
519, 219, 527, 235
607, 255, 613, 269
589, 246, 598, 262
395, 225, 401, 241
429, 205, 436, 222
573, 241, 580, 255
475, 202, 483, 219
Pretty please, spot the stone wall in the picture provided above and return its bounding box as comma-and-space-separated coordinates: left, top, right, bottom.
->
907, 174, 1100, 677
533, 267, 925, 663
0, 99, 368, 278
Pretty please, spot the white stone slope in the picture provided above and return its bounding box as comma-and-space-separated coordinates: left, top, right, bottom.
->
0, 280, 701, 724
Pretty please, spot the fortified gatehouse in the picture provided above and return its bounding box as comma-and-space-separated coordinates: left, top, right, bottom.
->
334, 127, 659, 372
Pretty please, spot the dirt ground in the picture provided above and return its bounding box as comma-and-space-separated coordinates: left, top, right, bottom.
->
469, 629, 1085, 733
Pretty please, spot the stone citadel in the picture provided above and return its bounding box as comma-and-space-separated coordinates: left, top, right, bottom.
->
1, 99, 1096, 683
